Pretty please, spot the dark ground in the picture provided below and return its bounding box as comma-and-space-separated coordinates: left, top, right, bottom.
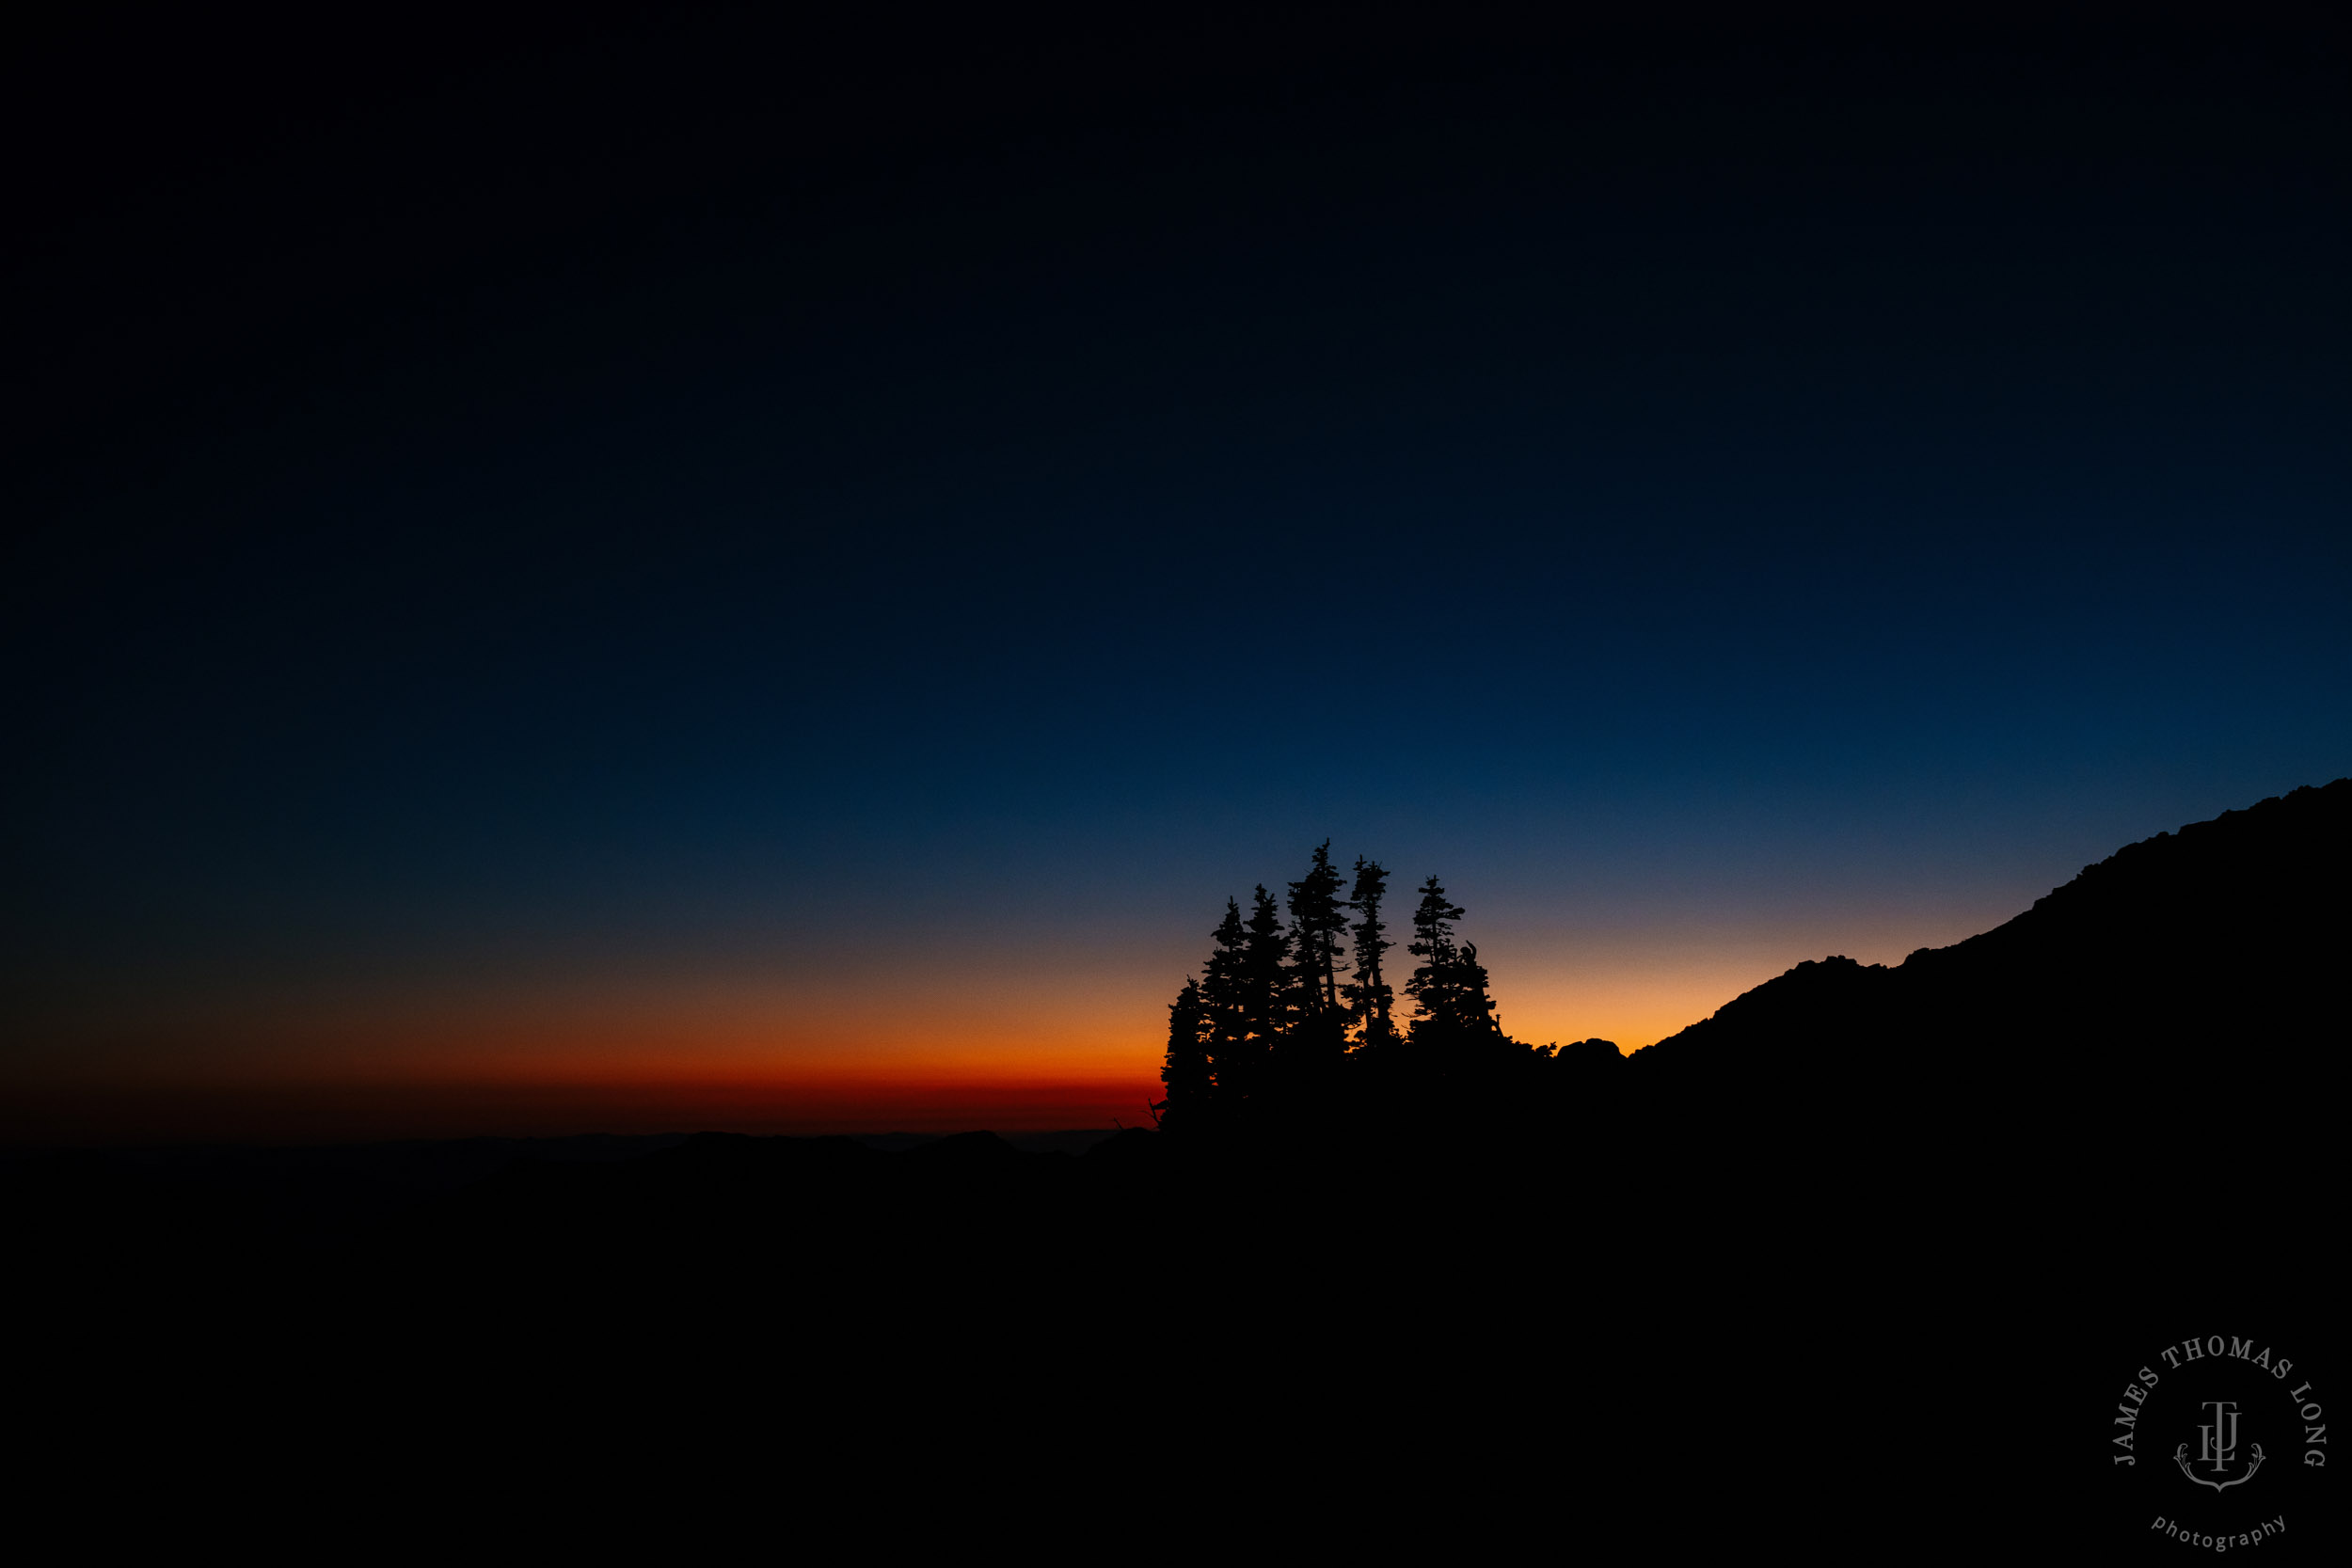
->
8, 784, 2341, 1546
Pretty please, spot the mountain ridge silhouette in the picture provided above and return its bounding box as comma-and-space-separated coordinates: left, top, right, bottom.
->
1626, 778, 2345, 1133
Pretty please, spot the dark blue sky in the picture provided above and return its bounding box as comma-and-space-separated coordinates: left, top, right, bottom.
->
6, 10, 2345, 1121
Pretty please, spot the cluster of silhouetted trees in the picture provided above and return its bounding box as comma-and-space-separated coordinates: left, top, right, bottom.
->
1155, 842, 1563, 1130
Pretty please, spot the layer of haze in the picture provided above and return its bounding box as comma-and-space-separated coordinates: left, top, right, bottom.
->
5, 16, 2346, 1140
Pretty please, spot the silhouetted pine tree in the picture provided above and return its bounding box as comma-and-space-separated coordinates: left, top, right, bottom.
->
1405, 875, 1467, 1050
1449, 939, 1509, 1057
1158, 977, 1213, 1125
1238, 885, 1292, 1069
1169, 857, 1545, 1129
1343, 857, 1396, 1051
1406, 876, 1517, 1070
1199, 897, 1250, 1097
1285, 841, 1349, 1063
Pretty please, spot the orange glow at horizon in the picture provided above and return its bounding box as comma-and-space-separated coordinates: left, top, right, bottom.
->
5, 969, 1175, 1143
4, 913, 1978, 1145
0, 1070, 1165, 1147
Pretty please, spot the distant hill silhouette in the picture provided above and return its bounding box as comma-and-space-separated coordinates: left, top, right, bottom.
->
1627, 780, 2345, 1141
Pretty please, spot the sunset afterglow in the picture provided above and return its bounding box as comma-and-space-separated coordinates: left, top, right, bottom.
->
6, 14, 2344, 1148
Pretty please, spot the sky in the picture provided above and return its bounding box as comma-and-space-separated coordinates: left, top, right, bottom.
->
5, 8, 2347, 1142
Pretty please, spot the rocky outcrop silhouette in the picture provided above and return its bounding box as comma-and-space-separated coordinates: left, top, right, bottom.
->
1629, 779, 2345, 1131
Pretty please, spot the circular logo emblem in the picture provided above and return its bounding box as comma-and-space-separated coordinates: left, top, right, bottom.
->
2111, 1335, 2329, 1553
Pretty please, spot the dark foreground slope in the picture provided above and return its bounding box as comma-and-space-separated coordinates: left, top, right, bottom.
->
1630, 779, 2347, 1130
9, 789, 2342, 1545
